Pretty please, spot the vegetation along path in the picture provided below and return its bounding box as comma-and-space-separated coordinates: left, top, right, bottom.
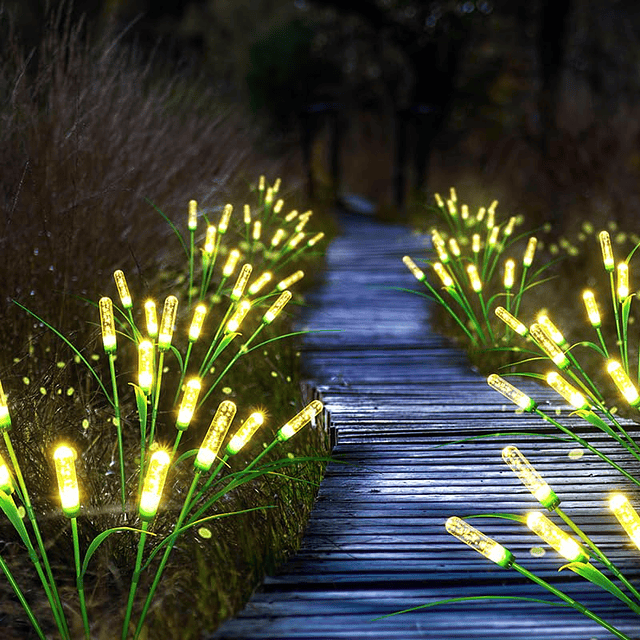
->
209, 211, 640, 640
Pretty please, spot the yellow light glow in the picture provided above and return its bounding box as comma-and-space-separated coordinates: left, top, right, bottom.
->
144, 300, 158, 339
138, 340, 154, 395
223, 249, 241, 278
232, 264, 253, 301
434, 192, 444, 208
0, 379, 10, 430
226, 300, 251, 333
503, 216, 516, 237
258, 175, 265, 192
0, 453, 13, 493
502, 445, 559, 510
546, 372, 589, 410
158, 295, 178, 351
270, 228, 286, 247
285, 210, 298, 223
527, 512, 588, 562
530, 323, 569, 369
139, 450, 171, 520
277, 270, 304, 291
273, 178, 281, 193
204, 225, 216, 255
226, 412, 265, 455
488, 375, 535, 412
445, 517, 514, 568
218, 203, 233, 234
433, 262, 454, 289
277, 400, 323, 441
607, 360, 640, 406
472, 234, 481, 253
488, 226, 500, 247
447, 199, 456, 217
599, 230, 615, 271
188, 200, 198, 231
523, 237, 537, 267
265, 187, 273, 205
610, 493, 640, 550
495, 306, 528, 336
288, 232, 306, 248
176, 378, 201, 430
466, 264, 482, 292
99, 297, 117, 353
503, 259, 515, 289
263, 290, 292, 324
194, 401, 237, 471
617, 262, 629, 300
537, 315, 567, 347
294, 217, 309, 233
488, 199, 498, 215
189, 304, 207, 341
461, 204, 469, 220
54, 445, 80, 517
476, 206, 486, 222
248, 271, 273, 296
582, 290, 601, 327
403, 256, 425, 282
243, 204, 251, 225
252, 221, 262, 241
486, 209, 495, 230
274, 199, 284, 214
307, 232, 325, 247
450, 187, 457, 203
113, 270, 132, 309
448, 238, 461, 257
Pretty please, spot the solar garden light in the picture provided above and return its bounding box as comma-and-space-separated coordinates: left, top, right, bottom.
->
277, 270, 304, 291
248, 271, 273, 296
188, 200, 198, 306
610, 493, 640, 550
144, 300, 158, 339
526, 511, 589, 563
607, 360, 640, 407
495, 306, 528, 337
582, 289, 609, 357
503, 258, 515, 312
173, 378, 202, 454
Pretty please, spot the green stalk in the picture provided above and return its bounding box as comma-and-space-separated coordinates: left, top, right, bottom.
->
109, 354, 126, 510
609, 271, 624, 366
565, 356, 605, 404
188, 229, 195, 308
121, 521, 149, 640
137, 393, 149, 499
476, 290, 495, 344
512, 265, 529, 319
71, 517, 90, 640
187, 457, 228, 512
149, 351, 165, 448
173, 342, 194, 405
595, 326, 610, 359
126, 308, 141, 343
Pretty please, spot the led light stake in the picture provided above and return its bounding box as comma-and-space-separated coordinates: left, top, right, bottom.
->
527, 512, 589, 562
466, 264, 482, 292
188, 200, 198, 231
223, 249, 241, 278
450, 187, 457, 203
434, 192, 444, 208
53, 445, 80, 518
461, 204, 469, 220
243, 204, 251, 225
265, 187, 273, 205
258, 175, 265, 193
488, 226, 500, 247
113, 270, 132, 309
273, 177, 281, 193
204, 226, 216, 255
288, 232, 305, 249
600, 230, 615, 271
248, 271, 273, 295
139, 449, 171, 521
495, 306, 528, 337
546, 372, 589, 410
523, 237, 537, 267
227, 412, 265, 455
445, 517, 514, 568
138, 340, 154, 395
0, 380, 9, 430
285, 209, 298, 222
158, 295, 178, 351
607, 360, 640, 406
448, 238, 461, 257
610, 493, 640, 549
503, 216, 516, 237
231, 265, 252, 301
434, 239, 450, 264
433, 262, 454, 289
195, 401, 237, 471
537, 315, 568, 348
189, 304, 207, 342
252, 221, 261, 242
277, 270, 304, 291
218, 204, 232, 234
271, 228, 286, 247
487, 375, 536, 412
176, 379, 201, 430
476, 206, 486, 222
472, 233, 481, 254
226, 300, 251, 333
263, 290, 292, 324
99, 297, 117, 353
277, 400, 323, 441
530, 323, 569, 369
447, 199, 456, 217
274, 199, 284, 214
144, 300, 158, 339
503, 259, 515, 290
617, 262, 629, 301
486, 208, 495, 230
403, 256, 425, 282
582, 290, 601, 327
502, 445, 560, 510
307, 232, 325, 247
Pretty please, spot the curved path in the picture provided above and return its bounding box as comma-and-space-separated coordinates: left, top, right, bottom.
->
210, 211, 639, 640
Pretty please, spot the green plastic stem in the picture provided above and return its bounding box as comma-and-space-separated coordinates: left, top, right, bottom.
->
109, 354, 126, 510
121, 521, 149, 640
71, 517, 90, 639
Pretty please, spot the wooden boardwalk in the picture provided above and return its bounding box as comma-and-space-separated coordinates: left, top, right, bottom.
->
209, 212, 640, 640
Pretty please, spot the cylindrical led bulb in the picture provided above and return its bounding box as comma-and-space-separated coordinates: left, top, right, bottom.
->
139, 450, 171, 521
488, 226, 500, 247
307, 232, 325, 247
144, 300, 158, 339
99, 297, 117, 353
0, 453, 13, 494
288, 232, 305, 248
617, 262, 629, 301
445, 516, 514, 568
530, 323, 569, 369
0, 380, 10, 430
600, 230, 615, 271
285, 209, 299, 223
523, 237, 537, 267
243, 204, 251, 225
502, 445, 560, 510
138, 340, 154, 395
277, 270, 304, 291
188, 200, 198, 231
527, 511, 589, 562
403, 256, 425, 282
248, 272, 273, 296
226, 412, 265, 455
158, 295, 178, 351
607, 360, 640, 406
503, 259, 515, 290
189, 304, 207, 342
503, 216, 516, 238
226, 300, 251, 333
263, 290, 292, 324
582, 290, 601, 327
252, 221, 262, 242
472, 233, 481, 254
54, 445, 80, 518
277, 400, 323, 442
495, 306, 528, 337
448, 238, 461, 258
231, 265, 253, 301
176, 378, 201, 431
113, 270, 132, 309
274, 198, 284, 214
218, 204, 233, 234
466, 264, 482, 292
222, 249, 240, 278
271, 228, 286, 248
194, 400, 237, 472
204, 226, 216, 255
433, 262, 454, 289
537, 315, 567, 348
487, 374, 536, 412
546, 372, 589, 410
610, 493, 640, 550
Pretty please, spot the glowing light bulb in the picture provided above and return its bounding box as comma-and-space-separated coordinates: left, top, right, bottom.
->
176, 378, 201, 430
138, 340, 154, 395
530, 323, 569, 369
450, 187, 457, 203
502, 445, 560, 510
0, 453, 14, 493
204, 226, 216, 255
288, 232, 306, 248
273, 178, 281, 193
265, 187, 273, 205
54, 445, 80, 517
472, 233, 481, 254
461, 204, 469, 220
503, 259, 515, 289
139, 450, 171, 521
258, 175, 265, 193
582, 290, 601, 327
218, 204, 233, 234
403, 256, 425, 282
523, 236, 537, 267
610, 493, 640, 549
285, 210, 298, 223
231, 265, 252, 302
113, 270, 132, 309
0, 380, 10, 430
488, 375, 536, 412
445, 517, 514, 568
486, 208, 495, 230
189, 304, 207, 342
488, 199, 498, 215
607, 360, 640, 406
476, 207, 486, 222
537, 315, 567, 347
617, 262, 629, 300
495, 306, 528, 337
307, 232, 325, 247
546, 372, 589, 410
295, 217, 309, 233
243, 204, 251, 225
194, 401, 237, 471
274, 199, 284, 214
277, 270, 304, 291
248, 271, 273, 296
447, 199, 456, 217
144, 300, 158, 339
488, 226, 500, 247
277, 400, 323, 441
226, 300, 251, 333
434, 238, 449, 264
223, 249, 241, 278
433, 262, 454, 289
263, 290, 292, 324
188, 200, 198, 231
503, 216, 516, 237
599, 230, 614, 271
527, 512, 588, 562
99, 297, 117, 353
448, 238, 461, 257
466, 264, 482, 292
252, 221, 262, 241
226, 412, 265, 455
270, 228, 286, 247
434, 192, 444, 208
158, 295, 178, 351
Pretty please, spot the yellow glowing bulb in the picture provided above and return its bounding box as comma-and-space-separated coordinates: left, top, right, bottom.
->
449, 187, 457, 203
0, 453, 13, 493
488, 199, 498, 215
218, 203, 233, 234
277, 270, 304, 291
252, 221, 262, 241
158, 295, 178, 351
265, 187, 273, 205
189, 304, 207, 342
271, 228, 286, 247
0, 380, 10, 430
546, 372, 589, 410
258, 175, 265, 192
472, 234, 481, 253
138, 340, 154, 394
307, 232, 325, 247
502, 445, 559, 509
523, 236, 537, 267
226, 412, 265, 455
263, 290, 292, 324
617, 262, 629, 300
139, 450, 171, 520
537, 315, 567, 347
232, 264, 253, 301
176, 378, 201, 430
204, 226, 216, 255
54, 445, 80, 517
607, 360, 640, 406
113, 270, 132, 309
223, 249, 241, 278
610, 493, 640, 549
403, 256, 425, 282
488, 375, 536, 412
273, 177, 281, 193
503, 259, 515, 289
99, 297, 117, 353
495, 306, 528, 337
461, 204, 469, 220
431, 229, 445, 248
446, 516, 514, 568
488, 226, 500, 247
503, 216, 516, 238
188, 200, 198, 231
530, 323, 569, 369
274, 199, 284, 214
434, 237, 449, 264
476, 206, 486, 222
486, 209, 495, 230
294, 217, 308, 233
447, 199, 457, 216
600, 230, 615, 271
243, 204, 251, 225
466, 264, 482, 292
285, 209, 298, 223
434, 192, 444, 208
288, 232, 306, 248
433, 262, 454, 289
195, 401, 237, 471
448, 238, 461, 257
226, 300, 251, 333
582, 290, 601, 327
527, 512, 588, 562
144, 300, 158, 339
248, 271, 273, 296
277, 400, 323, 441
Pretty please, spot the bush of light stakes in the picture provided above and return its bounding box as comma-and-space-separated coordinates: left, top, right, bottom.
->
402, 188, 545, 351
